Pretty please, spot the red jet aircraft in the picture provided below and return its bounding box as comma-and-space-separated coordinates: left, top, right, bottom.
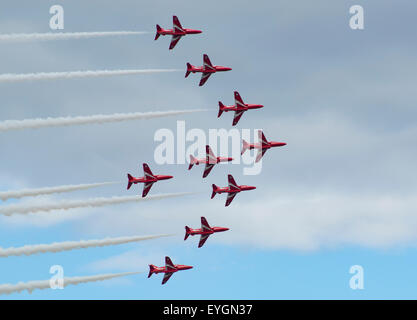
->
185, 217, 229, 248
127, 163, 173, 197
188, 145, 233, 178
148, 256, 193, 285
211, 174, 256, 207
218, 91, 264, 126
242, 130, 287, 162
155, 16, 202, 50
185, 54, 232, 86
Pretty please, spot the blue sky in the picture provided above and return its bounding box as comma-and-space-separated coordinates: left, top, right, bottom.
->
0, 0, 416, 299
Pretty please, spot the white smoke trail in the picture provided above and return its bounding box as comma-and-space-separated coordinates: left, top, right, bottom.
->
0, 31, 148, 42
0, 234, 171, 257
0, 271, 140, 295
0, 109, 206, 132
0, 192, 193, 216
0, 181, 118, 201
0, 68, 180, 83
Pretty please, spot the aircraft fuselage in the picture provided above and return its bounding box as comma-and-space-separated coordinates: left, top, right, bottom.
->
130, 174, 173, 185
151, 265, 193, 274
192, 156, 233, 165
190, 66, 232, 74
221, 103, 264, 112
158, 28, 202, 36
215, 185, 256, 194
247, 141, 287, 150
187, 226, 229, 236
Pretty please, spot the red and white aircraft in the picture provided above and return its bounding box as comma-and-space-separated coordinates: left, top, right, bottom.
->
211, 174, 256, 207
188, 145, 233, 178
148, 256, 193, 285
185, 54, 232, 86
242, 130, 287, 162
184, 217, 229, 248
218, 91, 264, 126
155, 16, 202, 50
127, 163, 173, 197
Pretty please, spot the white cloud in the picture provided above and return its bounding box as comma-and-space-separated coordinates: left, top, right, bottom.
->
0, 0, 416, 258
2, 111, 416, 251
76, 191, 417, 251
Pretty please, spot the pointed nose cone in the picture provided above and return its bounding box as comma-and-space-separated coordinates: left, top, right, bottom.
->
184, 265, 193, 270
228, 157, 234, 162
225, 67, 232, 71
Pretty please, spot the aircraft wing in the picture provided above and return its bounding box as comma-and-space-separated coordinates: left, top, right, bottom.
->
202, 163, 215, 178
201, 216, 212, 230
232, 110, 245, 126
258, 130, 269, 146
206, 145, 217, 164
169, 35, 182, 50
199, 72, 212, 86
173, 16, 184, 33
143, 163, 155, 179
225, 192, 237, 207
203, 54, 214, 69
228, 174, 239, 191
234, 91, 246, 108
198, 234, 210, 248
142, 181, 155, 197
256, 148, 267, 163
162, 272, 174, 285
165, 256, 176, 271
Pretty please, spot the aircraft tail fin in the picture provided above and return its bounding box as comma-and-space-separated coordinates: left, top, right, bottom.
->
185, 63, 193, 78
211, 184, 218, 199
241, 139, 250, 155
155, 25, 161, 40
184, 226, 191, 241
148, 264, 156, 278
218, 101, 225, 118
127, 174, 133, 190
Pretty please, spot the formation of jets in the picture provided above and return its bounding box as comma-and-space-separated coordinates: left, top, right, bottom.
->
147, 217, 229, 284
139, 16, 287, 284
